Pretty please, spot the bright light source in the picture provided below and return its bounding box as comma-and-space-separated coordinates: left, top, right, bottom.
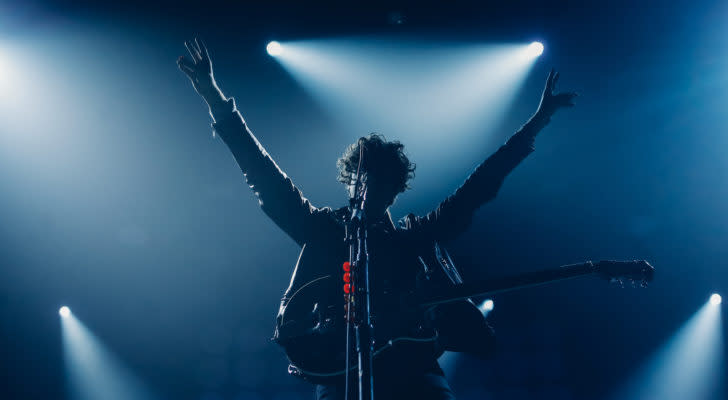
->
479, 299, 494, 312
526, 41, 544, 58
710, 293, 722, 305
267, 41, 283, 56
59, 306, 71, 318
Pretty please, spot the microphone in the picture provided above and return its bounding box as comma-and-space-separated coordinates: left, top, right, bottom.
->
349, 172, 367, 222
349, 138, 368, 223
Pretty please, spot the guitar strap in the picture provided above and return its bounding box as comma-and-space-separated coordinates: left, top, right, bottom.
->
417, 242, 463, 286
418, 242, 463, 287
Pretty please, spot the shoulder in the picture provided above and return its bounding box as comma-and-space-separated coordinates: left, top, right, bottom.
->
329, 206, 350, 225
308, 205, 342, 225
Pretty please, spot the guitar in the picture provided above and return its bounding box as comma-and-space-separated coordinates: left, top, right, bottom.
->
273, 260, 654, 383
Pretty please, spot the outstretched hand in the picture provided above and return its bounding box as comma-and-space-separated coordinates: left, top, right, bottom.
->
536, 69, 577, 118
177, 38, 217, 99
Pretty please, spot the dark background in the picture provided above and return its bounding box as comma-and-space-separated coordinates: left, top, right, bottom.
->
1, 1, 726, 399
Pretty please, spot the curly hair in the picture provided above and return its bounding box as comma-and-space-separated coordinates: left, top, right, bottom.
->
336, 133, 416, 194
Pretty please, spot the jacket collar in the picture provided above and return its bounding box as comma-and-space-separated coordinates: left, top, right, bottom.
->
337, 207, 398, 233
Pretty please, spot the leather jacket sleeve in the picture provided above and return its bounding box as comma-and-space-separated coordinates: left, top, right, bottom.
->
404, 113, 551, 243
209, 97, 331, 247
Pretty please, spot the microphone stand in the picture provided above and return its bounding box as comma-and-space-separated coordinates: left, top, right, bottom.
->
344, 148, 375, 400
354, 198, 374, 400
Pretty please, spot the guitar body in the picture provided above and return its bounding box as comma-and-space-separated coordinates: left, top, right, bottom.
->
274, 275, 444, 383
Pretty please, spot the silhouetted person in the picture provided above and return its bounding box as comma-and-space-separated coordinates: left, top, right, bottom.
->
178, 38, 576, 400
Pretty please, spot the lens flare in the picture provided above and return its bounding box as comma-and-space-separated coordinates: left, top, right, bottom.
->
59, 306, 71, 318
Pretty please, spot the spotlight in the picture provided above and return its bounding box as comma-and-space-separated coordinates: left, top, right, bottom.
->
479, 299, 494, 312
526, 41, 544, 58
266, 41, 283, 57
59, 306, 71, 318
710, 293, 722, 305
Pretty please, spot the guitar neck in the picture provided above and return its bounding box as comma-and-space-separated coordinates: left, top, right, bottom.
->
419, 261, 598, 307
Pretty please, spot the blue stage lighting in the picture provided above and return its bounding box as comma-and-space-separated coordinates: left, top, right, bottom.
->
527, 41, 544, 58
267, 41, 283, 56
479, 299, 494, 312
710, 293, 722, 305
61, 309, 156, 400
59, 306, 71, 318
271, 38, 543, 173
611, 300, 724, 400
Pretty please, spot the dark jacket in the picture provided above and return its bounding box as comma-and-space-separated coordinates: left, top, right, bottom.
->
209, 97, 549, 365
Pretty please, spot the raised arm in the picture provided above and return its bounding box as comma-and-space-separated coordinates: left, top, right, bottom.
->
177, 39, 329, 246
405, 69, 577, 242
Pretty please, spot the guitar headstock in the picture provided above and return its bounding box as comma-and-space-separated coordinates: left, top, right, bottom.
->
594, 260, 654, 287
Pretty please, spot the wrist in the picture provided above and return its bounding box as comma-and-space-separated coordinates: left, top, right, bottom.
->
506, 110, 551, 148
533, 107, 553, 121
529, 109, 552, 130
203, 84, 227, 111
200, 80, 221, 100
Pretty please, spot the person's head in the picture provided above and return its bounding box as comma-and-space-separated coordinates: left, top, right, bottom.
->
337, 134, 416, 219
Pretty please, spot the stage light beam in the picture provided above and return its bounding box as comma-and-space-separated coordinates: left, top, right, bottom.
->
270, 38, 543, 184
61, 310, 156, 400
267, 41, 283, 56
59, 306, 71, 318
710, 293, 722, 305
611, 298, 724, 400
